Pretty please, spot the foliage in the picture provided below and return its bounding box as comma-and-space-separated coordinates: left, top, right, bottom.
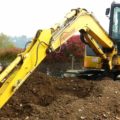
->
0, 33, 20, 65
0, 48, 22, 65
0, 34, 85, 64
45, 35, 85, 63
0, 33, 14, 48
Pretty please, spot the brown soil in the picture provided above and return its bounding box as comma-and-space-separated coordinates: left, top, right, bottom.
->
0, 70, 120, 120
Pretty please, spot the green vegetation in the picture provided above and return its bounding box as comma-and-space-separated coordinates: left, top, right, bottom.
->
0, 33, 14, 48
0, 33, 22, 65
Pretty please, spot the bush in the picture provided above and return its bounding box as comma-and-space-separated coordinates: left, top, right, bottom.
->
0, 48, 22, 65
45, 35, 85, 63
0, 33, 14, 48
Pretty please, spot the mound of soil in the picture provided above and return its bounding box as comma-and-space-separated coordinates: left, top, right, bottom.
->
0, 70, 120, 120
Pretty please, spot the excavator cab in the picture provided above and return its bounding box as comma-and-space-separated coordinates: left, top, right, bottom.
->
84, 2, 120, 69
108, 2, 120, 54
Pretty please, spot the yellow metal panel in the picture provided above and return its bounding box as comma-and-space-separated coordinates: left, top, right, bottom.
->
51, 10, 113, 50
113, 55, 120, 65
0, 56, 21, 83
84, 56, 102, 69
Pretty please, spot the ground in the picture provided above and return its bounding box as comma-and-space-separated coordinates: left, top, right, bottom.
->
0, 69, 120, 120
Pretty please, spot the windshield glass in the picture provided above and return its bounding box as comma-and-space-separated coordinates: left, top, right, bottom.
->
112, 7, 120, 40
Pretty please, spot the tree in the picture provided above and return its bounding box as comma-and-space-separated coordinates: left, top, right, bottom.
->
45, 35, 85, 62
0, 33, 14, 48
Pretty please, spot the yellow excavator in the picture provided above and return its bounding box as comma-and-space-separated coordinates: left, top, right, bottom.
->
0, 2, 120, 109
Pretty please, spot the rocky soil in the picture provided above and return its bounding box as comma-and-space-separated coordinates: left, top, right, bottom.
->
0, 69, 120, 120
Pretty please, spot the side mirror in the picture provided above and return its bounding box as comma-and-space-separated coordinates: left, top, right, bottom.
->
105, 8, 110, 15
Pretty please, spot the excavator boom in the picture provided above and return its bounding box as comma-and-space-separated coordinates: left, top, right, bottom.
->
0, 8, 116, 108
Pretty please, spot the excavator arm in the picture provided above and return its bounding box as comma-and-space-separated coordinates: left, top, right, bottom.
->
0, 8, 117, 108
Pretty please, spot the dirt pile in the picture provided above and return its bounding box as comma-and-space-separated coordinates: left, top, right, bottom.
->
0, 71, 120, 120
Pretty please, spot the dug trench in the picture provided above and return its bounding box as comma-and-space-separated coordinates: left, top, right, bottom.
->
0, 63, 120, 120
